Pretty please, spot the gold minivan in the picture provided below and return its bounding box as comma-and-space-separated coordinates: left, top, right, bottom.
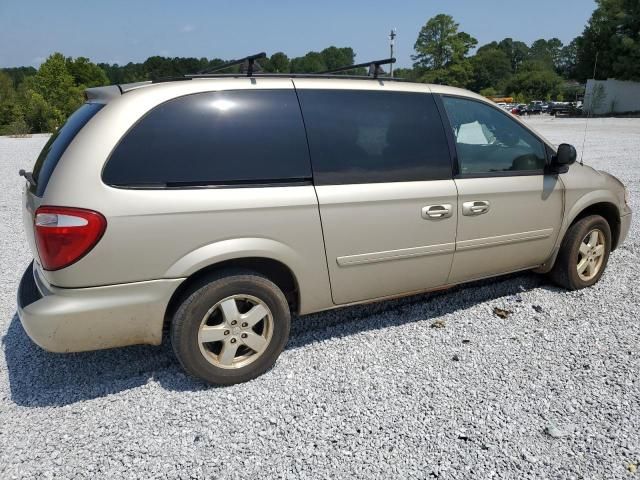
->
17, 65, 632, 385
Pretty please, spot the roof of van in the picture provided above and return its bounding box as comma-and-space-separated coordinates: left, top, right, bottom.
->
85, 75, 483, 104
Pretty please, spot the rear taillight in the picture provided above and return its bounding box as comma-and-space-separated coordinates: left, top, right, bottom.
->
34, 206, 107, 271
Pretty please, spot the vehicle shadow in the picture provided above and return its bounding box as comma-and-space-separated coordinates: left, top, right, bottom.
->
3, 272, 545, 407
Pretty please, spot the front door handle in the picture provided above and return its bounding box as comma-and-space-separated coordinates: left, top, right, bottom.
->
422, 204, 453, 219
462, 200, 490, 216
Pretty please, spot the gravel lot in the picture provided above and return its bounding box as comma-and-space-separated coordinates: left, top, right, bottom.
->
1, 117, 639, 479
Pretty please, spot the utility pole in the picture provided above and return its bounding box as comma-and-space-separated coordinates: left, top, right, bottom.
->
389, 28, 396, 77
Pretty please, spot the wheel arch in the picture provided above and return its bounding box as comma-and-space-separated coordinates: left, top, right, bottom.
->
567, 201, 621, 250
164, 256, 301, 330
536, 198, 621, 274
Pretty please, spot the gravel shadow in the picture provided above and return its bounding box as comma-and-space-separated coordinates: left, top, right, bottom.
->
3, 272, 543, 407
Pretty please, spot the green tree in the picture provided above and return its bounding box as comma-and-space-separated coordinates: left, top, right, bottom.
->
290, 52, 326, 73
557, 39, 579, 78
496, 38, 530, 72
19, 53, 83, 132
66, 57, 109, 87
267, 52, 290, 72
320, 46, 355, 71
504, 61, 563, 100
412, 14, 477, 70
469, 47, 512, 92
0, 66, 37, 90
574, 0, 640, 81
529, 38, 564, 70
0, 71, 27, 133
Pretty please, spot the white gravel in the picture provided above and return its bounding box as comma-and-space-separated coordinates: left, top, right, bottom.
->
1, 118, 639, 479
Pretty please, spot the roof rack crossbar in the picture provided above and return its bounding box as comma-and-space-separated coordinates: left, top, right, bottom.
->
316, 57, 396, 78
189, 52, 267, 77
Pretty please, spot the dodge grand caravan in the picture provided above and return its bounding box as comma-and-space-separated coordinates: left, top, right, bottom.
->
17, 73, 632, 385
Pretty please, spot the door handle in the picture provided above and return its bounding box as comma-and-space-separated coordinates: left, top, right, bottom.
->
462, 200, 490, 216
422, 204, 453, 219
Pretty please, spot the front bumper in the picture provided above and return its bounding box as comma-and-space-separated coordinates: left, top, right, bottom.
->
17, 262, 183, 353
618, 212, 632, 248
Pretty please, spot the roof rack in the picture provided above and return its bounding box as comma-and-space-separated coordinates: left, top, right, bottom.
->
150, 54, 403, 84
187, 52, 267, 78
315, 57, 396, 79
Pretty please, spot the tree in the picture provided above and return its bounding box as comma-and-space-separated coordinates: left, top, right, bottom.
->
66, 57, 109, 87
469, 47, 512, 92
557, 39, 579, 78
18, 53, 83, 132
290, 52, 326, 73
320, 46, 355, 71
0, 70, 27, 134
267, 52, 289, 73
504, 61, 563, 101
496, 38, 530, 72
574, 0, 640, 81
412, 14, 477, 70
529, 38, 564, 70
0, 66, 36, 90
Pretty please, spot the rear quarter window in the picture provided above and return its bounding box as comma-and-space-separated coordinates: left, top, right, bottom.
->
31, 103, 104, 196
103, 89, 311, 187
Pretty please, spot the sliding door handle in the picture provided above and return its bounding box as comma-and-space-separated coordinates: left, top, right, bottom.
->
462, 200, 490, 216
422, 204, 453, 219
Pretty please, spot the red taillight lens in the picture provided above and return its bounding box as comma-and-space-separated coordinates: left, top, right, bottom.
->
34, 206, 107, 271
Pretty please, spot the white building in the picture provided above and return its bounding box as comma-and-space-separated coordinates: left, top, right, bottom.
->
584, 79, 640, 115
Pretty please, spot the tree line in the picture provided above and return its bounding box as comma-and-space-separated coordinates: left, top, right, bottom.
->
1, 0, 637, 135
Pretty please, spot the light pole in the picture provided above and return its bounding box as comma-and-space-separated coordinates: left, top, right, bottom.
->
389, 28, 396, 77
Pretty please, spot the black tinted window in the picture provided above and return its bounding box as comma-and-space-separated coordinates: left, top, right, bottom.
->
297, 90, 451, 184
103, 90, 311, 186
442, 96, 546, 175
32, 102, 103, 196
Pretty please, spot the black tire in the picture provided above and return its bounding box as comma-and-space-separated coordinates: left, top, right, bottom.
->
171, 270, 291, 385
549, 215, 611, 290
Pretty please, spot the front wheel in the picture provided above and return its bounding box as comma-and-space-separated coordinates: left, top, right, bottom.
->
171, 271, 291, 385
550, 215, 611, 290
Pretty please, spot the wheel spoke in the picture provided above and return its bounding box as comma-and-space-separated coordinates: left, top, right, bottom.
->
219, 298, 240, 323
594, 244, 605, 257
218, 342, 239, 365
241, 304, 268, 328
577, 258, 589, 274
579, 242, 590, 255
242, 332, 267, 353
588, 231, 599, 247
199, 325, 228, 343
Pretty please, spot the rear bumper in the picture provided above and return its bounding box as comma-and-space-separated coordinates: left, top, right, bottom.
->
17, 262, 183, 353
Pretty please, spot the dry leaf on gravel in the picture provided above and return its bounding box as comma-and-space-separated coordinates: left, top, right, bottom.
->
493, 307, 513, 319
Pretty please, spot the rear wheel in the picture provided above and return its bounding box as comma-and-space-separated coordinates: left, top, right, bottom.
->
550, 215, 611, 290
171, 271, 291, 385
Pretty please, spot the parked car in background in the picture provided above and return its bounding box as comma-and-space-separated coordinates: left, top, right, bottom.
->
17, 75, 632, 385
512, 104, 528, 115
549, 102, 572, 116
528, 103, 543, 115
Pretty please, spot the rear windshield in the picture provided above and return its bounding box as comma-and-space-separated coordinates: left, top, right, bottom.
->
31, 102, 104, 196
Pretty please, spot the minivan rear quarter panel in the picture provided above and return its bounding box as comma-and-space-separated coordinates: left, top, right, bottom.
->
33, 78, 333, 314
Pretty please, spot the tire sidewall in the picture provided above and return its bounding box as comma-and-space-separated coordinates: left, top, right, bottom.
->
172, 274, 290, 385
566, 216, 612, 289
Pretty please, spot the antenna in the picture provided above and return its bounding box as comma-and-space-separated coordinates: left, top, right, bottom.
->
315, 57, 396, 79
580, 50, 599, 165
188, 52, 267, 77
389, 29, 397, 78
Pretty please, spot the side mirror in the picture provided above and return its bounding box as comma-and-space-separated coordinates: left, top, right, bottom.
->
554, 143, 577, 166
